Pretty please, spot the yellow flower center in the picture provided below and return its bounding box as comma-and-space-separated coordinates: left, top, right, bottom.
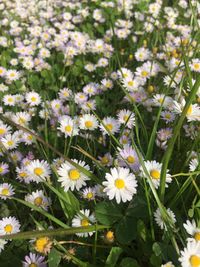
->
186, 105, 193, 115
128, 81, 134, 86
158, 98, 164, 104
194, 232, 200, 241
194, 63, 200, 70
68, 169, 80, 180
190, 255, 200, 267
4, 224, 13, 233
35, 237, 49, 253
8, 97, 13, 102
127, 156, 135, 164
34, 167, 44, 176
7, 140, 14, 146
19, 172, 27, 178
1, 188, 9, 195
141, 70, 148, 77
86, 192, 93, 199
81, 219, 89, 227
106, 124, 113, 131
106, 231, 114, 241
150, 169, 160, 179
115, 178, 125, 189
123, 115, 129, 122
0, 128, 5, 135
31, 97, 37, 102
34, 197, 43, 206
19, 118, 25, 124
101, 156, 109, 164
0, 167, 3, 173
0, 69, 3, 74
10, 72, 16, 77
165, 113, 171, 119
29, 263, 38, 267
65, 125, 72, 132
85, 121, 93, 128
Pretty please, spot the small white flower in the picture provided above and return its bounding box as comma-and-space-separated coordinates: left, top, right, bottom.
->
102, 167, 138, 204
154, 207, 176, 230
26, 160, 51, 183
72, 209, 95, 237
0, 216, 20, 235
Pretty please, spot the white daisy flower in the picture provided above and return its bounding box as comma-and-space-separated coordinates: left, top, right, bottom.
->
141, 160, 172, 189
72, 209, 95, 237
117, 109, 135, 129
0, 123, 11, 137
179, 240, 200, 267
79, 114, 98, 131
154, 207, 176, 230
0, 216, 20, 235
25, 160, 51, 183
3, 94, 16, 106
99, 117, 120, 135
25, 92, 41, 106
161, 261, 175, 267
189, 158, 199, 172
190, 58, 200, 72
11, 112, 31, 126
1, 133, 20, 150
102, 167, 138, 204
58, 116, 79, 137
25, 190, 51, 210
184, 220, 200, 242
82, 187, 96, 201
0, 239, 7, 253
57, 159, 90, 191
0, 183, 15, 200
22, 252, 47, 267
173, 99, 200, 122
6, 70, 20, 81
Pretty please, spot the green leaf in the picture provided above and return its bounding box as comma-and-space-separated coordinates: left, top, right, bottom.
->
152, 242, 162, 257
95, 202, 123, 225
116, 216, 137, 244
48, 248, 61, 267
120, 258, 140, 267
137, 220, 147, 241
105, 247, 123, 267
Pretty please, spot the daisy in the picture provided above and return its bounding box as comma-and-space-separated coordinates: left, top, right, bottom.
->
11, 112, 31, 126
179, 240, 200, 267
79, 114, 98, 131
6, 70, 20, 81
0, 216, 20, 235
0, 239, 7, 253
1, 133, 19, 150
25, 190, 51, 210
3, 94, 16, 106
72, 209, 95, 237
154, 207, 176, 230
99, 117, 120, 135
25, 160, 51, 183
117, 144, 140, 173
74, 93, 88, 104
122, 77, 139, 92
161, 262, 175, 267
0, 123, 11, 138
0, 183, 15, 200
82, 187, 96, 201
141, 160, 172, 189
57, 159, 90, 191
58, 116, 79, 137
33, 237, 52, 255
184, 220, 200, 242
58, 88, 72, 100
190, 58, 200, 72
83, 83, 98, 96
161, 111, 176, 123
173, 99, 200, 122
98, 153, 113, 166
153, 94, 172, 108
117, 109, 135, 129
16, 166, 31, 184
0, 162, 9, 175
0, 66, 6, 77
189, 158, 199, 172
22, 252, 47, 267
25, 92, 41, 106
102, 167, 138, 204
